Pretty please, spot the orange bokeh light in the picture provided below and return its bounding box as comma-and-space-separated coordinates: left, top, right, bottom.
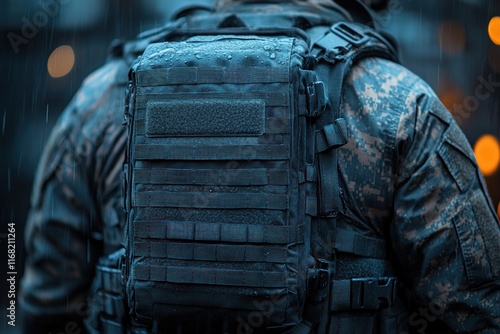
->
488, 17, 500, 45
474, 134, 500, 176
47, 45, 75, 78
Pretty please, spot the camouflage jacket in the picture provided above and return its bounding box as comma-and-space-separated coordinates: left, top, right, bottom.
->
20, 6, 500, 334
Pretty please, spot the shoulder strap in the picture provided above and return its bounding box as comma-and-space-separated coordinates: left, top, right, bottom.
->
312, 21, 398, 217
298, 22, 399, 334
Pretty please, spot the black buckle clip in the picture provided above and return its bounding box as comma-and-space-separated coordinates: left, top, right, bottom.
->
307, 259, 333, 303
331, 22, 369, 47
351, 277, 397, 309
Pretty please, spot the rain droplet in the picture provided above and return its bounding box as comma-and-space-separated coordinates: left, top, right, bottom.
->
264, 45, 272, 51
270, 53, 276, 59
227, 55, 233, 60
7, 167, 10, 192
195, 53, 202, 59
2, 110, 6, 135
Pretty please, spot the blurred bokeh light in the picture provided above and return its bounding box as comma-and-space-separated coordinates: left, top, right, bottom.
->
47, 45, 75, 78
474, 134, 500, 176
488, 16, 500, 45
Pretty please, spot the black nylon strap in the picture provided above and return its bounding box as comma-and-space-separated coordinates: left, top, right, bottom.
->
96, 265, 122, 294
315, 119, 348, 153
134, 241, 287, 263
136, 92, 288, 107
305, 197, 318, 216
314, 58, 344, 217
137, 66, 289, 86
134, 168, 289, 186
134, 191, 289, 210
334, 228, 387, 259
134, 221, 304, 244
317, 148, 340, 217
133, 144, 289, 161
150, 288, 288, 313
134, 264, 287, 287
313, 23, 398, 216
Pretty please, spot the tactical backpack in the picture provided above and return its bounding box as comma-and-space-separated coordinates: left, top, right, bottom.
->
119, 10, 400, 333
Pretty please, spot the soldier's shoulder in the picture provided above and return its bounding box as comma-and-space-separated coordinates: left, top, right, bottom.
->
73, 58, 130, 115
53, 58, 129, 155
346, 57, 450, 122
349, 57, 437, 102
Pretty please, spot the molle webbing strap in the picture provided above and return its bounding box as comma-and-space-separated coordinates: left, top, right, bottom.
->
134, 221, 304, 244
96, 265, 122, 294
334, 227, 387, 259
134, 241, 289, 263
133, 144, 289, 161
134, 168, 289, 186
134, 191, 289, 210
134, 264, 287, 287
137, 66, 289, 86
150, 289, 288, 312
135, 92, 289, 107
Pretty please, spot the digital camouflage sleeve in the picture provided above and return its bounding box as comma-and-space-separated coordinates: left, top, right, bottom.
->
341, 58, 500, 332
19, 58, 130, 333
20, 52, 500, 333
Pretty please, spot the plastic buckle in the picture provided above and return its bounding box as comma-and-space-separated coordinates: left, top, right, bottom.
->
331, 22, 369, 47
351, 277, 397, 309
307, 259, 333, 303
